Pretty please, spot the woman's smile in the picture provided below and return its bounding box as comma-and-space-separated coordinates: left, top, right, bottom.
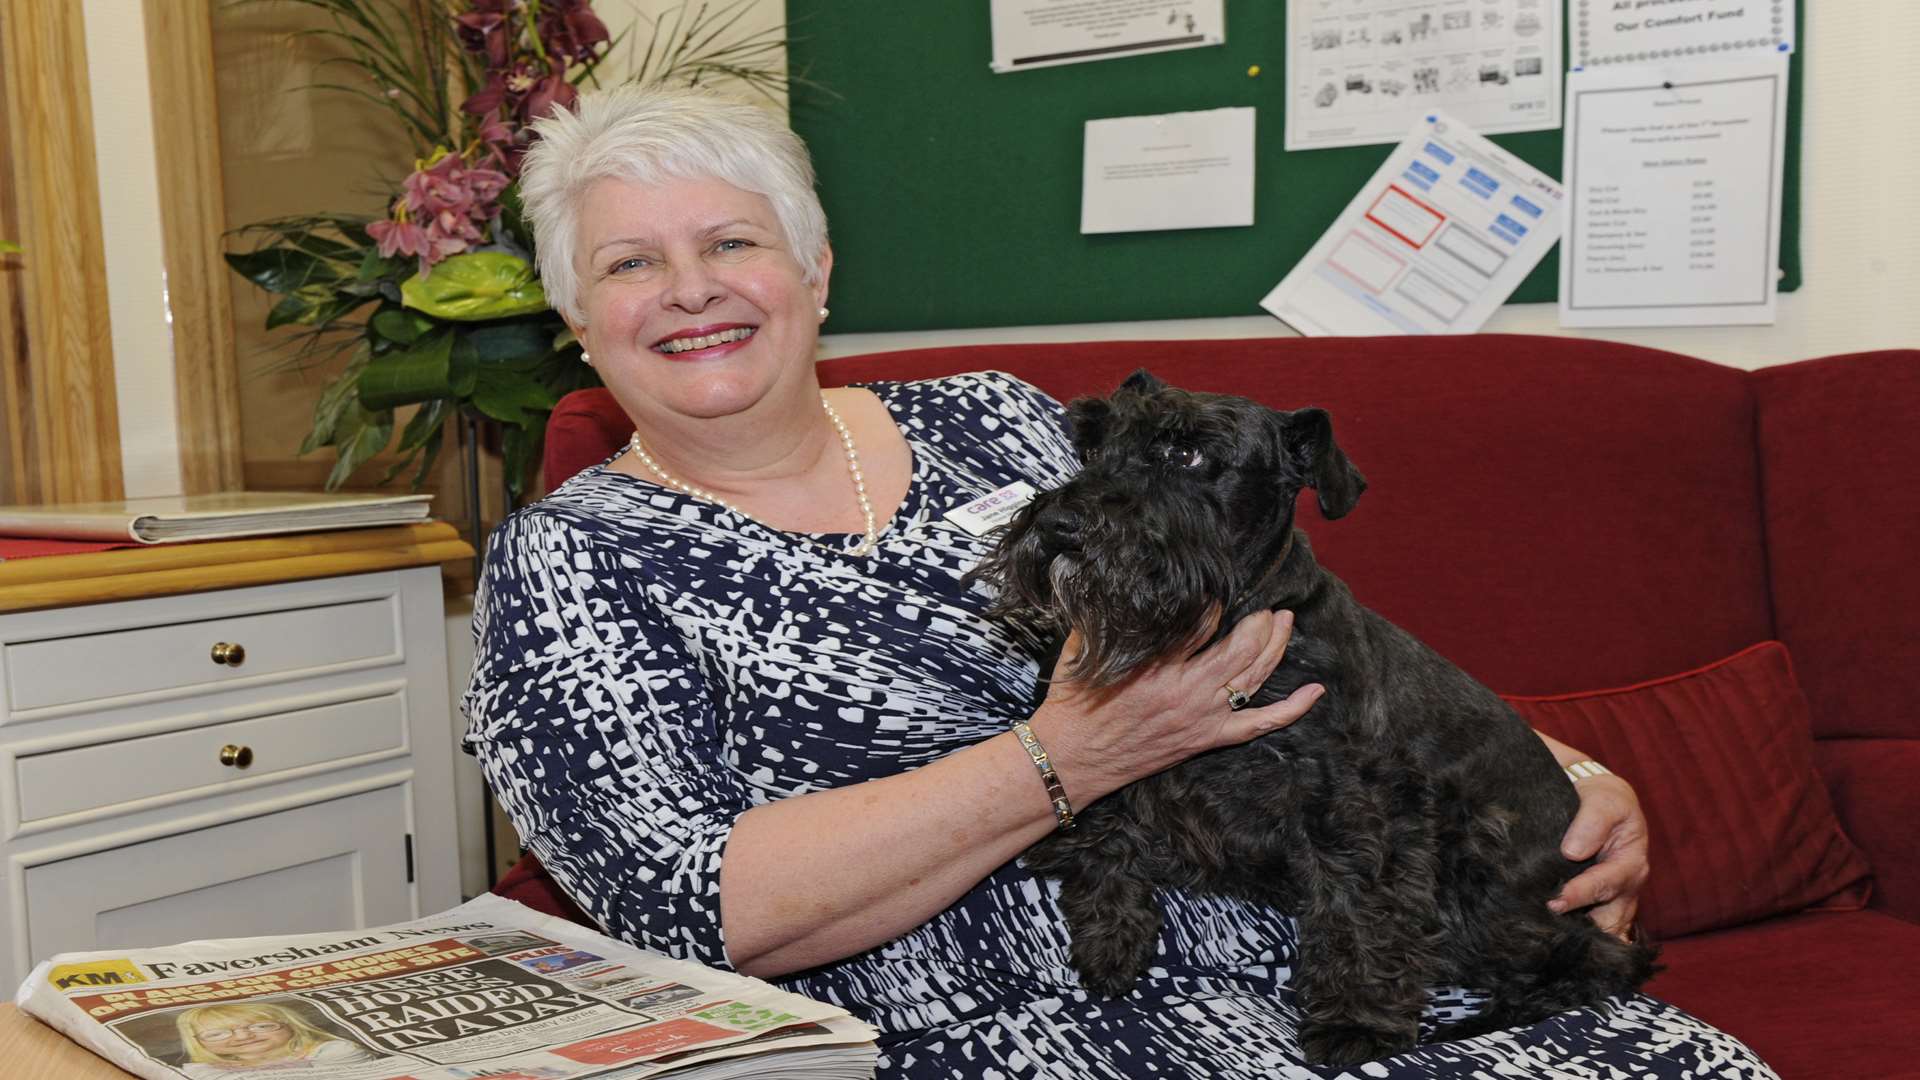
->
654, 323, 758, 357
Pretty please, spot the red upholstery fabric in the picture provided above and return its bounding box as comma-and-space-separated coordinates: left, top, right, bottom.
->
1751, 350, 1920, 924
493, 851, 592, 926
1505, 642, 1872, 939
1650, 909, 1920, 1080
1751, 351, 1920, 742
546, 335, 1774, 694
1816, 737, 1920, 924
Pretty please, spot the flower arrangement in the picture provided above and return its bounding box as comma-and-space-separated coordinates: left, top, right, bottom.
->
226, 0, 791, 492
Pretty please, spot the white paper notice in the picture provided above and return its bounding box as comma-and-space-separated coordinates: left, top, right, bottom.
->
1082, 108, 1255, 234
1559, 57, 1788, 327
1261, 112, 1563, 335
1285, 0, 1560, 151
1572, 0, 1793, 69
990, 0, 1224, 73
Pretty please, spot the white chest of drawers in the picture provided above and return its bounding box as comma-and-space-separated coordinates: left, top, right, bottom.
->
0, 524, 472, 985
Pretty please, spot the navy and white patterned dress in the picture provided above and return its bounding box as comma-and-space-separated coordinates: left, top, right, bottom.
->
463, 372, 1774, 1079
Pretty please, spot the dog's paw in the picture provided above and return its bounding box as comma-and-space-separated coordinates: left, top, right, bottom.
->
1069, 940, 1151, 999
1300, 1021, 1414, 1067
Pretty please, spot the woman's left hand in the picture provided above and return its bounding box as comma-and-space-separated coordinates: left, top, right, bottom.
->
1550, 770, 1650, 940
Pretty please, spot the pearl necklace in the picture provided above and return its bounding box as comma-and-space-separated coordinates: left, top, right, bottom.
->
626, 393, 881, 557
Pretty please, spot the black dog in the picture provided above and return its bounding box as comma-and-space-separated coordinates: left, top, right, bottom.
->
973, 371, 1656, 1066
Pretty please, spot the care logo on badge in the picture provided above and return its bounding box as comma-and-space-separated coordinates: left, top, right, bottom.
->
945, 481, 1038, 537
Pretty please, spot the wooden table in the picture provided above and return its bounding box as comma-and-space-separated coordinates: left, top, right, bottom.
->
0, 1003, 137, 1078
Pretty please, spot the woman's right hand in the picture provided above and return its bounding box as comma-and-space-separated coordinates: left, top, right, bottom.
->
1030, 609, 1325, 810
721, 608, 1319, 978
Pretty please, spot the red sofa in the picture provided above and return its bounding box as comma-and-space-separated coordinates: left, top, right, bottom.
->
500, 334, 1920, 1079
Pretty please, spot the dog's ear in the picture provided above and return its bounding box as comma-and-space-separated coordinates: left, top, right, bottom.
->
1118, 369, 1167, 396
1278, 407, 1367, 520
1065, 396, 1112, 460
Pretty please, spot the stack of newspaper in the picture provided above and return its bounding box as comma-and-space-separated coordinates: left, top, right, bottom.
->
14, 894, 879, 1079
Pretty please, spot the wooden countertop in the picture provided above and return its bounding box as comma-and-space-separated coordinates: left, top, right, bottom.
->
0, 1003, 135, 1078
0, 523, 475, 614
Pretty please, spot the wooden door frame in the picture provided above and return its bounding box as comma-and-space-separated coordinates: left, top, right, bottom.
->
0, 0, 244, 506
0, 0, 123, 505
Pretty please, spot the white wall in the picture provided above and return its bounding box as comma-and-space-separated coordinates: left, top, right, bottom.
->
820, 2, 1920, 369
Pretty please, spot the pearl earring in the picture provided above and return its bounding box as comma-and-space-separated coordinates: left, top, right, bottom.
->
818, 306, 830, 322
580, 350, 591, 365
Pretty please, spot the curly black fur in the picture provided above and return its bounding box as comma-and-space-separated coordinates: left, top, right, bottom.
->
971, 370, 1658, 1066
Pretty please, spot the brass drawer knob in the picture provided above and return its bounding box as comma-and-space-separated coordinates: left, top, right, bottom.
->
210, 642, 246, 667
219, 744, 254, 769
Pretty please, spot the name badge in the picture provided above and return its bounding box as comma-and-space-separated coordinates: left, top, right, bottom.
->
946, 481, 1038, 537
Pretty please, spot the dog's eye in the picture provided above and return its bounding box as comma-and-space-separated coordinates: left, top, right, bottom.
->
1158, 443, 1206, 469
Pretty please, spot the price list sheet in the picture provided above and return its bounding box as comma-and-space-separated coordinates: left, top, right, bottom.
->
1559, 56, 1789, 327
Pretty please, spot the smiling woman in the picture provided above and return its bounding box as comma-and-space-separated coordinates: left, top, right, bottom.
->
459, 85, 1775, 1080
175, 1002, 382, 1075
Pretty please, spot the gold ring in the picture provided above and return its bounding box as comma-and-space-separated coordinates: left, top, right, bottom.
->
1223, 683, 1251, 710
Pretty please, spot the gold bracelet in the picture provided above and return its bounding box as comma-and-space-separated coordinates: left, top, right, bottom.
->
1564, 759, 1612, 783
1012, 721, 1075, 831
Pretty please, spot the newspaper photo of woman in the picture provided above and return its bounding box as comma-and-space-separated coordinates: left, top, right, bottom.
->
174, 1001, 383, 1075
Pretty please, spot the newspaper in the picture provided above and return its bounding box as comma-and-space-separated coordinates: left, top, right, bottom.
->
14, 894, 879, 1079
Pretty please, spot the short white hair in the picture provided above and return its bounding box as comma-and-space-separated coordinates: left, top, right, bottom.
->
518, 85, 830, 326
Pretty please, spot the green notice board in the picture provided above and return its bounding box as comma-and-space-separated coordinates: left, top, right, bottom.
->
787, 3, 1802, 335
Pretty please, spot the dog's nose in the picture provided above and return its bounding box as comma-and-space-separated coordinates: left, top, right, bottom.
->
1035, 505, 1085, 549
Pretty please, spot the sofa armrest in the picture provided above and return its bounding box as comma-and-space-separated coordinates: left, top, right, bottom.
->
1816, 738, 1920, 925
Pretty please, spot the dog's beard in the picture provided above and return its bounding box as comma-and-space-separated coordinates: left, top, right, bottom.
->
977, 507, 1239, 689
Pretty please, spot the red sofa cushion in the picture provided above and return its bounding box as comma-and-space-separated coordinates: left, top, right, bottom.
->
494, 851, 592, 926
1816, 736, 1920, 923
1506, 641, 1872, 939
1650, 909, 1920, 1080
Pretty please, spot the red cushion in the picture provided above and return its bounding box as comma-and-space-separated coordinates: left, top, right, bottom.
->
493, 852, 594, 927
1816, 737, 1920, 924
1505, 642, 1872, 939
1650, 909, 1920, 1080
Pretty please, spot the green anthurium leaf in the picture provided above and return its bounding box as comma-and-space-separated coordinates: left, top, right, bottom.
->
370, 307, 435, 346
357, 330, 455, 410
471, 363, 559, 427
225, 247, 342, 294
400, 251, 548, 321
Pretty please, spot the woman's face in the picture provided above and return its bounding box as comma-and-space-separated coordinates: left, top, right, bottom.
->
193, 1016, 295, 1061
571, 174, 830, 425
